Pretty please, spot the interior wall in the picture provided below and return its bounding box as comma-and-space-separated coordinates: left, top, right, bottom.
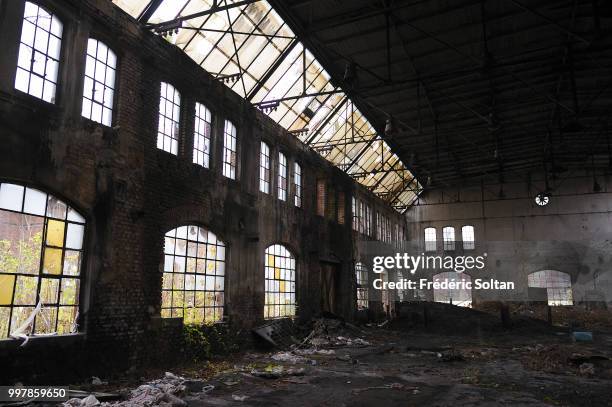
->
405, 173, 612, 305
0, 0, 404, 382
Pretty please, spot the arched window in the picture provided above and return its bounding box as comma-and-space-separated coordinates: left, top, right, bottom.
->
264, 244, 295, 319
462, 225, 475, 250
82, 39, 116, 126
424, 227, 436, 252
157, 82, 181, 155
528, 270, 573, 306
259, 142, 270, 193
162, 225, 225, 324
15, 2, 63, 103
0, 182, 85, 339
443, 226, 455, 251
432, 272, 472, 307
222, 120, 237, 179
355, 262, 368, 310
278, 152, 287, 201
193, 102, 212, 168
294, 162, 302, 207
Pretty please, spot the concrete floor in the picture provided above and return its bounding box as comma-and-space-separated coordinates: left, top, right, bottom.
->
65, 305, 612, 407
179, 331, 612, 407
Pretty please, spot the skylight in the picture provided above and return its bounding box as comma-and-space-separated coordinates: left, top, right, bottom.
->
111, 0, 420, 211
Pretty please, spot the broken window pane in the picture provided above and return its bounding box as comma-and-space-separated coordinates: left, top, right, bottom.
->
193, 102, 212, 168
259, 142, 270, 194
161, 225, 225, 324
82, 39, 117, 126
157, 82, 181, 155
222, 120, 237, 179
264, 244, 296, 319
14, 2, 62, 103
0, 182, 84, 338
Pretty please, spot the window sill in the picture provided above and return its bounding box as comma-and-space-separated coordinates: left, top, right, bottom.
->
0, 333, 85, 350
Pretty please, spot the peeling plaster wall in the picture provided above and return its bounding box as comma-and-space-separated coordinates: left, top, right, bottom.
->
0, 0, 404, 382
405, 174, 612, 305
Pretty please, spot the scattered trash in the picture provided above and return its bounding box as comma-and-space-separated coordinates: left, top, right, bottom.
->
579, 363, 595, 376
232, 394, 249, 401
91, 377, 108, 386
271, 351, 309, 364
250, 366, 305, 379
64, 395, 101, 407
437, 350, 465, 362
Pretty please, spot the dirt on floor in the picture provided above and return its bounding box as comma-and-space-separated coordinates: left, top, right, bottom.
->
61, 304, 612, 407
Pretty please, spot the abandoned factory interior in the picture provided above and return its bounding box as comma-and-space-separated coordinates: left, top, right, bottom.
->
0, 0, 612, 405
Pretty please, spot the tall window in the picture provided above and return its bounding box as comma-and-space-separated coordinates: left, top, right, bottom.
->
294, 162, 302, 207
355, 262, 368, 310
222, 120, 237, 179
352, 197, 358, 230
376, 212, 382, 240
278, 152, 287, 201
462, 225, 475, 250
424, 227, 436, 252
365, 205, 372, 236
259, 142, 270, 194
443, 226, 455, 251
264, 244, 296, 319
15, 2, 63, 103
157, 82, 181, 155
528, 270, 573, 306
0, 182, 84, 339
317, 180, 326, 217
358, 200, 365, 234
162, 225, 225, 324
82, 39, 116, 126
193, 103, 212, 168
337, 191, 345, 224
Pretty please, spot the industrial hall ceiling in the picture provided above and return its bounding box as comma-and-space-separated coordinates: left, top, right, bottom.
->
112, 0, 612, 210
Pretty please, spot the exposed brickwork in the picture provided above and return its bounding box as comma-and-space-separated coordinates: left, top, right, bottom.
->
0, 0, 406, 382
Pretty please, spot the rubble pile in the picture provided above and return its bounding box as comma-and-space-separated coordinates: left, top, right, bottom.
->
299, 317, 370, 349
64, 372, 192, 407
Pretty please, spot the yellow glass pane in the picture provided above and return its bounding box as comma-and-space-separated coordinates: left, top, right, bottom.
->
57, 306, 77, 334
46, 219, 65, 247
40, 278, 59, 304
59, 278, 79, 305
280, 281, 285, 292
0, 307, 10, 338
14, 276, 38, 305
275, 268, 280, 279
267, 254, 274, 266
0, 275, 15, 305
43, 248, 63, 274
34, 307, 57, 334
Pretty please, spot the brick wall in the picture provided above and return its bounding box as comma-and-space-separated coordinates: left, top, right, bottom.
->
0, 0, 406, 383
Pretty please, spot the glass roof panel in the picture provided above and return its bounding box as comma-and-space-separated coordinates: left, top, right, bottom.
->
111, 0, 420, 210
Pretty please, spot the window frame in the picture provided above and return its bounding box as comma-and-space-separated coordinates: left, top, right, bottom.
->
161, 224, 226, 324
222, 119, 238, 179
193, 102, 213, 168
277, 151, 287, 201
156, 82, 181, 155
442, 226, 455, 251
0, 182, 86, 340
264, 244, 296, 319
461, 225, 475, 250
293, 162, 302, 207
81, 38, 117, 127
355, 262, 369, 310
424, 227, 437, 252
259, 141, 271, 194
14, 2, 64, 104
